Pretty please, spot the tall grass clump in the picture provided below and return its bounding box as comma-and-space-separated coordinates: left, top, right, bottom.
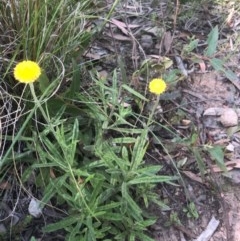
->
0, 0, 93, 63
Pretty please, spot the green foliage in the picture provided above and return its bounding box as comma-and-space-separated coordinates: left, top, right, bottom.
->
205, 26, 237, 81
183, 202, 199, 219
205, 25, 219, 57
2, 0, 235, 240
205, 145, 227, 172
4, 66, 176, 240
0, 0, 94, 62
165, 212, 181, 227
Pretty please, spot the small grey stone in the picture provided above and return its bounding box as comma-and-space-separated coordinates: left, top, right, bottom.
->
140, 34, 153, 49
220, 108, 238, 127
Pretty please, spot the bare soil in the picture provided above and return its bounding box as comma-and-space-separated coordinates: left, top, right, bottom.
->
88, 0, 240, 240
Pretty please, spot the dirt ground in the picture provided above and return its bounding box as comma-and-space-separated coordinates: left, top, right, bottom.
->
86, 0, 240, 240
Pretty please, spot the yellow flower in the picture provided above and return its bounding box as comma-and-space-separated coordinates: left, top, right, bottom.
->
14, 60, 41, 83
149, 78, 166, 95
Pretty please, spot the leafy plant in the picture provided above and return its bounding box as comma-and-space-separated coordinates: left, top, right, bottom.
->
165, 212, 182, 227
183, 202, 199, 219
7, 65, 177, 240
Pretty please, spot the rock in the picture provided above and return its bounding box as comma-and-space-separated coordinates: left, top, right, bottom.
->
203, 107, 224, 116
182, 119, 191, 126
140, 34, 153, 49
224, 170, 240, 184
220, 108, 238, 127
226, 143, 234, 152
28, 198, 43, 218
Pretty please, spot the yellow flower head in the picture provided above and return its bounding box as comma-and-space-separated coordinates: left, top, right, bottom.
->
14, 60, 41, 83
149, 78, 167, 95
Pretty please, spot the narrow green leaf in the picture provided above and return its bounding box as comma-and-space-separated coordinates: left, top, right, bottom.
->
137, 165, 162, 174
192, 147, 206, 179
128, 175, 176, 185
86, 216, 96, 241
38, 70, 50, 94
43, 215, 79, 232
68, 59, 81, 98
207, 146, 227, 172
131, 130, 148, 170
124, 192, 143, 221
122, 84, 148, 101
98, 213, 123, 221
40, 182, 57, 208
121, 182, 128, 198
137, 232, 155, 241
205, 25, 218, 57
210, 58, 224, 72
136, 219, 157, 228
223, 68, 238, 81
112, 137, 136, 144
96, 202, 121, 211
129, 233, 136, 241
109, 128, 144, 134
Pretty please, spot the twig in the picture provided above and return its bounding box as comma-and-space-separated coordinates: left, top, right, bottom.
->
193, 216, 220, 241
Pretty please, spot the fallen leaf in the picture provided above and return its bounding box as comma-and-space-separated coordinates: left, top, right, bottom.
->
182, 170, 208, 186
210, 160, 240, 172
84, 52, 101, 60
226, 8, 235, 27
105, 32, 131, 41
111, 18, 140, 29
110, 18, 139, 36
198, 61, 206, 73
0, 181, 11, 189
163, 31, 173, 54
50, 168, 56, 179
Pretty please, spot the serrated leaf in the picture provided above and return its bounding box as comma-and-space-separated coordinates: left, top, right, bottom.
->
205, 25, 218, 57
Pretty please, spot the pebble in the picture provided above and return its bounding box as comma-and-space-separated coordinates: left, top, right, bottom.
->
220, 108, 238, 127
203, 107, 224, 116
226, 143, 234, 152
140, 34, 153, 49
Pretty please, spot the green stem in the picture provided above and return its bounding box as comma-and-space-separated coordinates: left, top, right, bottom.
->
147, 94, 160, 127
29, 83, 50, 123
